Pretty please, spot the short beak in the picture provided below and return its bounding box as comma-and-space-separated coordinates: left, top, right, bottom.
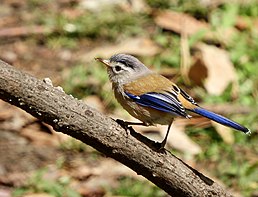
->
95, 57, 111, 67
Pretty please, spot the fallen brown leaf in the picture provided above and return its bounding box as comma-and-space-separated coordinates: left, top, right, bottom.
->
154, 10, 209, 36
189, 43, 238, 95
154, 10, 237, 44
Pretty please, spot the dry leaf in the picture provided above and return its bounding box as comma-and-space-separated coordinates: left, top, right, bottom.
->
189, 43, 238, 95
154, 10, 236, 43
212, 122, 234, 144
81, 37, 161, 62
154, 10, 209, 36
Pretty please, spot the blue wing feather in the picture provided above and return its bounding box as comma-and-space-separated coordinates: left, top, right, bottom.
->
125, 92, 189, 118
191, 107, 251, 134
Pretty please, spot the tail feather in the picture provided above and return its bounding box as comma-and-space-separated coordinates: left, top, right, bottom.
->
191, 107, 251, 134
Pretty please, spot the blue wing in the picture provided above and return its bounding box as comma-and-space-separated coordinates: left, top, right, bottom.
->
125, 91, 190, 118
125, 90, 251, 134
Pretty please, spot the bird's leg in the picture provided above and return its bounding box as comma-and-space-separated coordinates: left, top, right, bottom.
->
156, 120, 173, 150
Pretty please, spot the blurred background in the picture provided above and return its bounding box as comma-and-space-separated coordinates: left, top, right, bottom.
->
0, 0, 257, 197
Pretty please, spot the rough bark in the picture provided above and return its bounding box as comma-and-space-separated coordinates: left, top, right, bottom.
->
0, 59, 233, 197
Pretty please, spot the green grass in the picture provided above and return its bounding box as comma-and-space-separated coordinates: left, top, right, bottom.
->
13, 168, 81, 197
194, 131, 258, 196
111, 177, 166, 197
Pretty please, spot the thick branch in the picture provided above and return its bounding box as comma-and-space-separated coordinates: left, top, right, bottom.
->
0, 59, 233, 197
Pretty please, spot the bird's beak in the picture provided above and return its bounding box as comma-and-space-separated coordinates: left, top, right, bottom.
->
95, 57, 111, 67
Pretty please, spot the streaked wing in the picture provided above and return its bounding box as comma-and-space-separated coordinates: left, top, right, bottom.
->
179, 88, 198, 106
125, 91, 190, 118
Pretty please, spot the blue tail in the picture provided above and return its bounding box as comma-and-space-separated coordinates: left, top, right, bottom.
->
191, 107, 251, 134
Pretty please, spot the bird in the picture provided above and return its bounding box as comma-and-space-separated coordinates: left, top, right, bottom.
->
95, 53, 251, 149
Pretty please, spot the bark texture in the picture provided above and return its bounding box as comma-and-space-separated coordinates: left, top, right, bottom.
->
0, 59, 233, 197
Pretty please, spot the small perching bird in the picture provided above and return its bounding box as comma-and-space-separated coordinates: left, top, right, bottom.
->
96, 54, 251, 149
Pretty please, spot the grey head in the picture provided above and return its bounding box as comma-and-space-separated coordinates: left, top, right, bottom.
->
95, 53, 151, 85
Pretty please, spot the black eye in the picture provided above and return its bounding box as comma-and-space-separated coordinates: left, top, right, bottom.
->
114, 66, 122, 72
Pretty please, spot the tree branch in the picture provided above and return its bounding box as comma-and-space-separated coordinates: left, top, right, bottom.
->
0, 59, 233, 197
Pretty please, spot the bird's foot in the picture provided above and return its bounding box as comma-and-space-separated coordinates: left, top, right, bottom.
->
116, 119, 128, 129
115, 119, 131, 135
115, 119, 167, 153
152, 141, 167, 154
